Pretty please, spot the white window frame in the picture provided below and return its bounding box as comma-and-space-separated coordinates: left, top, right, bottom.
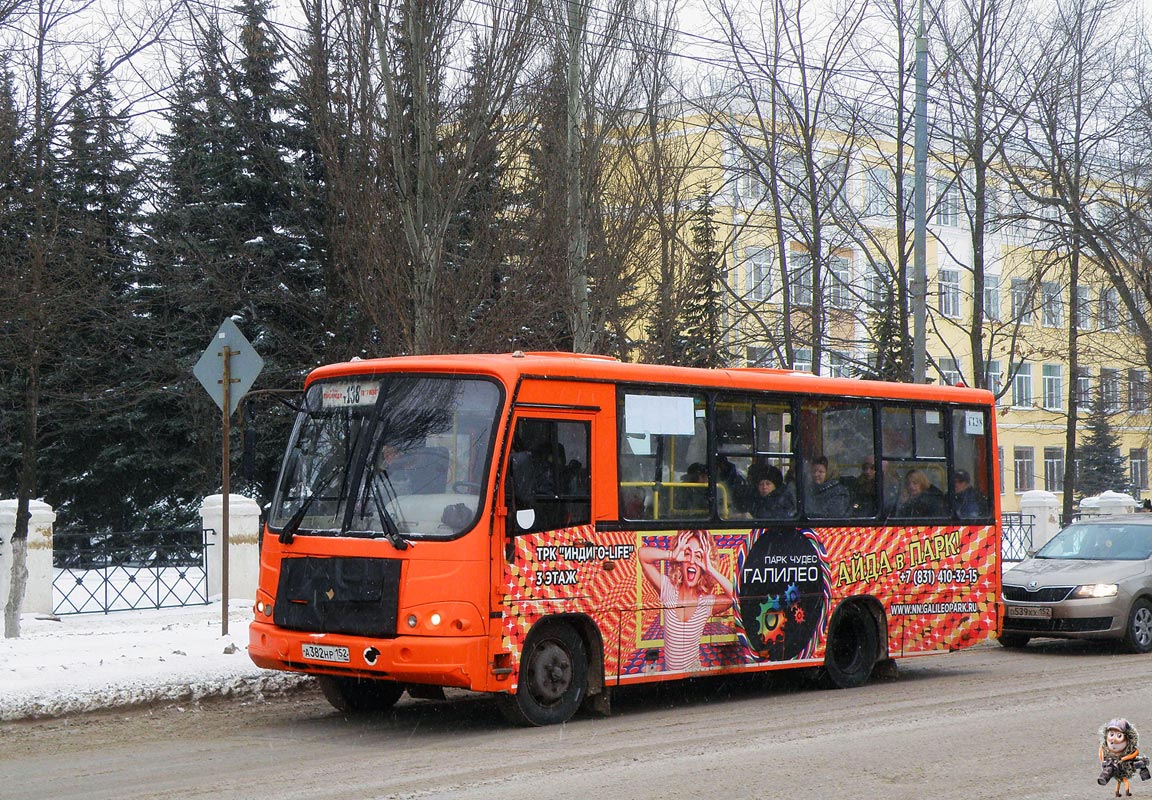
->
743, 246, 773, 301
1041, 282, 1063, 328
1014, 446, 1035, 492
828, 255, 852, 309
983, 275, 1001, 321
1042, 364, 1063, 411
1011, 362, 1033, 408
938, 269, 961, 318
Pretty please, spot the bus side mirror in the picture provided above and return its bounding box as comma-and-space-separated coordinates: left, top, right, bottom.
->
515, 508, 535, 530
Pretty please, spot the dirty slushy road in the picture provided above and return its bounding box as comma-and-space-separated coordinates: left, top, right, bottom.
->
1, 640, 1144, 800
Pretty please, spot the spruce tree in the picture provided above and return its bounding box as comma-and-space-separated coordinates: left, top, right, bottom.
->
1078, 385, 1129, 498
680, 190, 727, 368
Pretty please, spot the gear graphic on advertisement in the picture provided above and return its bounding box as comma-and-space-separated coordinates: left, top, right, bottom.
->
784, 583, 800, 605
793, 607, 806, 624
756, 595, 784, 640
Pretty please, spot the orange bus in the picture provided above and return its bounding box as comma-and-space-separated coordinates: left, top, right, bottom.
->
249, 352, 1001, 725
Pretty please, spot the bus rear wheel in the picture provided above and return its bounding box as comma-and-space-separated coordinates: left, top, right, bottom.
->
818, 603, 879, 689
317, 675, 405, 714
497, 621, 587, 726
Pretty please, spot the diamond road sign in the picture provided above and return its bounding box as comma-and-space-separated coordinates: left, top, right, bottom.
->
193, 319, 264, 417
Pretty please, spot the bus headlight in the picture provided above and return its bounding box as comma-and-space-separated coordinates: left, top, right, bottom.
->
1072, 583, 1118, 598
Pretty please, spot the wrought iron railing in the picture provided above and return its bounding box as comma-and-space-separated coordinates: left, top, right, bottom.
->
1001, 512, 1035, 562
52, 528, 211, 614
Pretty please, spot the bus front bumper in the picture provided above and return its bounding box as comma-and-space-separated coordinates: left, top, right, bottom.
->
248, 619, 496, 690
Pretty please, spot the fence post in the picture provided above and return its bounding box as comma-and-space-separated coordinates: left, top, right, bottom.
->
0, 499, 57, 616
1096, 490, 1137, 516
1019, 490, 1060, 551
200, 494, 262, 603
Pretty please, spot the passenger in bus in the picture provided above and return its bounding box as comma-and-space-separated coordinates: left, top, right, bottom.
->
804, 455, 849, 517
749, 465, 794, 519
680, 462, 710, 513
639, 530, 737, 672
848, 456, 879, 516
715, 456, 748, 512
896, 469, 946, 517
953, 470, 987, 519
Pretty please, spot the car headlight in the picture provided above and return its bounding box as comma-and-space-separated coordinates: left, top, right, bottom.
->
1072, 583, 1119, 599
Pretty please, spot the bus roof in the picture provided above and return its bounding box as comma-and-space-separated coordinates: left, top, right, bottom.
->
304, 351, 995, 406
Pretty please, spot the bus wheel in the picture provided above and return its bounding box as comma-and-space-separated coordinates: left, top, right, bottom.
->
317, 675, 405, 714
497, 622, 587, 726
818, 603, 879, 689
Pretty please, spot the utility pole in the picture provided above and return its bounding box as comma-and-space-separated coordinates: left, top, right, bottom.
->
913, 0, 928, 384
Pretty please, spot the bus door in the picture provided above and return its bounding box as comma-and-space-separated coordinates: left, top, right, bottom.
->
494, 381, 624, 686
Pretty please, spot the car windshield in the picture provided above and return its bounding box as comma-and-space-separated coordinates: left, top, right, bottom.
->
269, 374, 501, 538
1035, 522, 1152, 561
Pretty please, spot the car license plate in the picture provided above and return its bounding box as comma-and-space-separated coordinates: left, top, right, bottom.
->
301, 643, 350, 663
1006, 605, 1052, 619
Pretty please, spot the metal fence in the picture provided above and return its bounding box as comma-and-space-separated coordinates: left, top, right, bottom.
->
52, 528, 212, 614
1001, 512, 1035, 562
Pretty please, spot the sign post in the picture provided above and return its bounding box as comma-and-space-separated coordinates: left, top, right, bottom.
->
194, 320, 264, 636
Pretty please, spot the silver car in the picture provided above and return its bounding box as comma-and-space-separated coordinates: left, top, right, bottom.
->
1000, 516, 1152, 652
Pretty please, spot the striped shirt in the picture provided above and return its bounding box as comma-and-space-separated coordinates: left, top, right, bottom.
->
660, 575, 710, 672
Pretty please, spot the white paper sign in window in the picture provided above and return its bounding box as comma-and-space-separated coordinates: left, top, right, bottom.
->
624, 394, 697, 436
964, 411, 985, 435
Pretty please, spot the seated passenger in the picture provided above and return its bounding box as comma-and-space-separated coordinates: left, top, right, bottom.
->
896, 469, 945, 518
680, 462, 710, 513
848, 456, 879, 516
804, 455, 849, 517
953, 470, 988, 519
750, 466, 795, 519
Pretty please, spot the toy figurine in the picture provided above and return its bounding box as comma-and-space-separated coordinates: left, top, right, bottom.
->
1099, 718, 1152, 797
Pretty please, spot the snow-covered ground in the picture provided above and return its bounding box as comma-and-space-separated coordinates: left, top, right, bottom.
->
0, 601, 308, 722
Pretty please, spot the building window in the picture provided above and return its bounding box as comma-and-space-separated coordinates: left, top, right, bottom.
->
983, 275, 1001, 321
1076, 368, 1092, 408
1100, 288, 1121, 331
939, 357, 962, 386
986, 360, 1004, 399
935, 177, 959, 226
827, 351, 852, 378
1132, 449, 1148, 491
1044, 447, 1065, 492
1101, 368, 1121, 412
864, 165, 892, 217
1042, 364, 1063, 411
1073, 285, 1093, 330
788, 251, 813, 306
744, 246, 772, 301
793, 348, 813, 374
828, 255, 852, 309
746, 346, 773, 367
865, 261, 888, 309
1011, 278, 1033, 324
1041, 281, 1063, 327
1014, 447, 1035, 492
999, 446, 1005, 495
1011, 362, 1033, 408
1129, 370, 1148, 412
938, 269, 961, 318
738, 162, 766, 203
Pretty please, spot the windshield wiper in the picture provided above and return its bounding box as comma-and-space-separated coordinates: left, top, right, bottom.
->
349, 464, 411, 550
278, 466, 346, 545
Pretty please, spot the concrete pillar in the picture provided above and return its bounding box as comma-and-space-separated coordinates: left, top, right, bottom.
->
199, 494, 262, 602
0, 499, 57, 615
1096, 490, 1137, 516
1019, 490, 1061, 550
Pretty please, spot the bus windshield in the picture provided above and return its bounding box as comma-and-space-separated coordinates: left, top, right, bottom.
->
269, 374, 501, 538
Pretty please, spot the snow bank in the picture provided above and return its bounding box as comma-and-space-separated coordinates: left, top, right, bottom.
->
0, 601, 308, 721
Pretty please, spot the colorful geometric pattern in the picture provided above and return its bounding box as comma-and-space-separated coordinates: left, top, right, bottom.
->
500, 522, 1000, 685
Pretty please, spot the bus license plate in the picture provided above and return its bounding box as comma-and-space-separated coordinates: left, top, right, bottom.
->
1006, 605, 1052, 619
301, 643, 350, 663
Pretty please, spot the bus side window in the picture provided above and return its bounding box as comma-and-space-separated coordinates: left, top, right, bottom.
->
509, 418, 591, 534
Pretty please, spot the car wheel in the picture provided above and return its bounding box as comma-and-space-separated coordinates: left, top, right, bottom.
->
1123, 598, 1152, 654
497, 621, 587, 726
997, 633, 1031, 649
317, 675, 406, 713
817, 603, 879, 689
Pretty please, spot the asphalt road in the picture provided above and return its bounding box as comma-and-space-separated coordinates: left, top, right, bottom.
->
1, 639, 1148, 800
